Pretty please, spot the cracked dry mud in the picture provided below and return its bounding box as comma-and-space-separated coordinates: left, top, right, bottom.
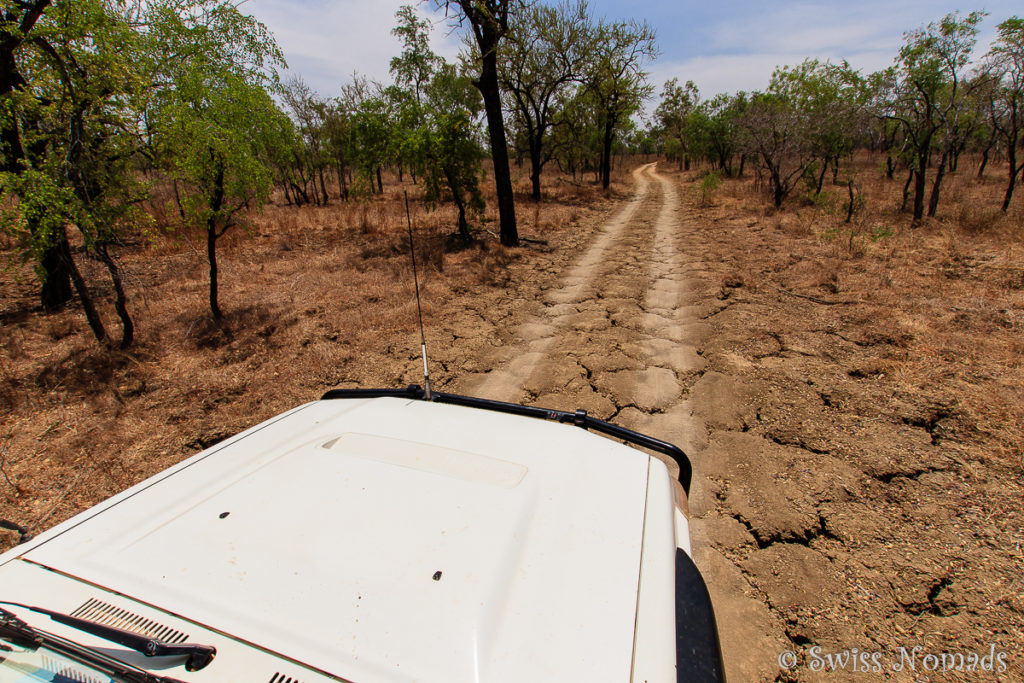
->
425, 164, 1024, 682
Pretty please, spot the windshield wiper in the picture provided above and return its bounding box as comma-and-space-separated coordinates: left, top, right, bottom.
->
0, 607, 42, 650
0, 602, 214, 672
1, 606, 187, 683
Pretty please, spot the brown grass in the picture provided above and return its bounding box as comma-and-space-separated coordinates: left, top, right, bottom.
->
696, 152, 1024, 471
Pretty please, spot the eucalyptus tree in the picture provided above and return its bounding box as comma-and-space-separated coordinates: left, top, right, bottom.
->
391, 6, 485, 241
654, 78, 699, 170
498, 0, 590, 200
432, 0, 526, 246
320, 102, 354, 199
739, 88, 815, 208
342, 78, 394, 195
417, 64, 487, 241
689, 92, 746, 176
985, 16, 1024, 210
865, 68, 907, 179
391, 4, 441, 107
281, 74, 332, 205
548, 85, 601, 180
890, 11, 986, 221
769, 59, 868, 194
146, 0, 287, 320
583, 16, 656, 189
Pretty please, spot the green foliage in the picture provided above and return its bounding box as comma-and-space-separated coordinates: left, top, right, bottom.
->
654, 77, 699, 165
583, 16, 657, 188
890, 10, 986, 220
348, 89, 395, 194
0, 0, 145, 243
146, 0, 285, 224
0, 167, 76, 268
687, 92, 747, 175
697, 170, 720, 205
391, 7, 485, 239
984, 15, 1024, 210
390, 5, 441, 106
144, 0, 286, 318
870, 224, 894, 242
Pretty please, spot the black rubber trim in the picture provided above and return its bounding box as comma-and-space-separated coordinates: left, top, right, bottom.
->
320, 385, 693, 494
674, 549, 726, 682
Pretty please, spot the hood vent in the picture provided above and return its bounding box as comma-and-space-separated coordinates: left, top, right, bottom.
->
269, 674, 304, 683
71, 598, 189, 644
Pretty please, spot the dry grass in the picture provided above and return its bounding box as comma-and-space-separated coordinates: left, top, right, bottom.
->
0, 161, 633, 550
697, 152, 1024, 471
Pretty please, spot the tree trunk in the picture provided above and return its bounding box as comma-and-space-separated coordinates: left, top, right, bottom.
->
476, 47, 518, 246
927, 150, 948, 218
337, 164, 349, 200
1003, 149, 1020, 213
40, 237, 74, 311
207, 166, 225, 320
815, 159, 828, 196
376, 166, 383, 194
293, 182, 310, 206
901, 169, 914, 213
207, 221, 221, 320
912, 154, 928, 222
444, 167, 470, 243
529, 138, 543, 201
96, 243, 133, 349
318, 167, 329, 205
846, 179, 857, 224
63, 244, 107, 345
773, 179, 785, 208
600, 120, 614, 190
978, 149, 990, 178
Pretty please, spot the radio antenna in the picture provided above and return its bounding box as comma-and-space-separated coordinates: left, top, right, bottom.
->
404, 191, 432, 399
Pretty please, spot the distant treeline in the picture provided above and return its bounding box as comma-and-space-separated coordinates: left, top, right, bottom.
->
647, 11, 1024, 218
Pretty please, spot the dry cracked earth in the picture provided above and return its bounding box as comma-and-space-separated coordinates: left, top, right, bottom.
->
422, 164, 1023, 682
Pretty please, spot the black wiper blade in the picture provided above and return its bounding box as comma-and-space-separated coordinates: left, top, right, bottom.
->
0, 602, 215, 671
0, 607, 43, 649
2, 606, 185, 683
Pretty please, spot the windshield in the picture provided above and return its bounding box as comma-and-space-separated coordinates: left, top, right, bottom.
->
0, 642, 126, 682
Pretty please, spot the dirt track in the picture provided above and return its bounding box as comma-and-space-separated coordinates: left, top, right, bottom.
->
434, 163, 1023, 682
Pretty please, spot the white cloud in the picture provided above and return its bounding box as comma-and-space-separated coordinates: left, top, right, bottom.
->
246, 0, 1019, 105
648, 48, 896, 102
246, 0, 463, 96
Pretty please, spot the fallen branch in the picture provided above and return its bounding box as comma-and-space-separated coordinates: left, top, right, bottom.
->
775, 286, 862, 306
482, 229, 548, 246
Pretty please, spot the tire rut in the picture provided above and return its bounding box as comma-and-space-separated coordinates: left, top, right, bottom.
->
463, 163, 662, 407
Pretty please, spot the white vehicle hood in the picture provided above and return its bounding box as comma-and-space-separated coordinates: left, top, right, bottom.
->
15, 397, 653, 683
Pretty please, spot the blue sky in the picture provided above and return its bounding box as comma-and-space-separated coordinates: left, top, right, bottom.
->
247, 1, 1022, 108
